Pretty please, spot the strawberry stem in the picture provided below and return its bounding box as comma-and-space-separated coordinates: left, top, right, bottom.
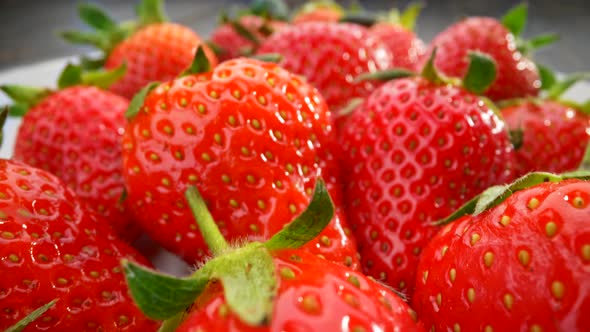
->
185, 186, 230, 256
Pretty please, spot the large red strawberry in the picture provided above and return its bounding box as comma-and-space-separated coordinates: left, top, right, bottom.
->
369, 4, 426, 71
1, 65, 139, 240
501, 72, 590, 176
425, 4, 556, 101
256, 22, 392, 117
62, 0, 217, 99
339, 52, 516, 296
413, 172, 590, 331
209, 15, 287, 62
123, 182, 423, 331
121, 52, 358, 268
0, 158, 158, 331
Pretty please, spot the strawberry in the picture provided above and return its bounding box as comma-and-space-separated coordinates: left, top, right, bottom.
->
256, 22, 392, 117
121, 51, 358, 268
123, 181, 423, 331
412, 172, 590, 331
0, 158, 158, 331
501, 72, 590, 176
292, 0, 344, 24
425, 4, 557, 101
209, 15, 287, 62
338, 52, 516, 296
62, 0, 217, 99
369, 4, 426, 71
1, 64, 139, 240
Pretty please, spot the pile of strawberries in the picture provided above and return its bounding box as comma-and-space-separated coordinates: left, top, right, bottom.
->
1, 0, 589, 331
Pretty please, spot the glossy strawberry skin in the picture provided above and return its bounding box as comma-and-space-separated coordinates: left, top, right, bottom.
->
371, 23, 426, 71
339, 77, 516, 296
427, 17, 540, 101
121, 58, 358, 269
502, 100, 590, 176
257, 22, 392, 115
13, 86, 138, 240
105, 23, 218, 99
0, 159, 158, 331
413, 179, 590, 331
210, 16, 287, 62
177, 249, 424, 332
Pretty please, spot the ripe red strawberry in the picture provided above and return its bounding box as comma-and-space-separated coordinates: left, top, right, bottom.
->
122, 54, 359, 268
209, 15, 287, 62
339, 53, 516, 296
292, 0, 344, 24
0, 158, 158, 331
1, 66, 139, 240
501, 73, 590, 176
425, 4, 554, 101
62, 0, 217, 99
123, 181, 423, 332
256, 22, 392, 116
370, 4, 426, 71
413, 174, 590, 331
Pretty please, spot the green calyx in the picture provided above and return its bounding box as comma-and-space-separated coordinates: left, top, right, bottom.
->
181, 46, 213, 77
61, 0, 167, 61
501, 3, 559, 55
0, 85, 52, 116
0, 107, 7, 147
535, 66, 590, 114
124, 179, 334, 328
248, 0, 289, 21
437, 170, 590, 225
6, 299, 58, 332
377, 2, 424, 30
124, 81, 160, 120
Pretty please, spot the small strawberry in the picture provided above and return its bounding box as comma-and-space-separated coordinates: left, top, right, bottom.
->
339, 51, 516, 296
413, 171, 590, 332
209, 15, 287, 62
1, 64, 139, 240
123, 181, 423, 331
62, 0, 217, 99
292, 0, 345, 24
369, 3, 426, 71
0, 158, 158, 331
501, 71, 590, 176
122, 50, 358, 268
425, 4, 557, 101
256, 22, 392, 117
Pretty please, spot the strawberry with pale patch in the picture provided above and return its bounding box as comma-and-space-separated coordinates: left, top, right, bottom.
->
1, 64, 139, 240
413, 170, 590, 332
339, 51, 516, 296
123, 181, 423, 331
62, 0, 217, 99
0, 157, 158, 331
122, 49, 358, 268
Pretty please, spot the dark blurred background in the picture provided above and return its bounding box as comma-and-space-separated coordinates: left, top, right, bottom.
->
0, 0, 588, 72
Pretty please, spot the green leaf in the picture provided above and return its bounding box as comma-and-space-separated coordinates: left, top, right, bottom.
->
0, 85, 52, 108
399, 2, 424, 31
208, 244, 277, 326
462, 52, 497, 94
420, 48, 456, 85
537, 64, 557, 91
354, 69, 416, 83
60, 30, 111, 52
546, 72, 590, 100
185, 186, 230, 256
336, 97, 364, 118
7, 104, 28, 117
249, 53, 283, 63
80, 56, 107, 70
205, 41, 226, 57
231, 21, 260, 45
339, 13, 377, 27
502, 3, 528, 37
136, 0, 168, 26
182, 47, 212, 76
528, 33, 559, 50
265, 179, 334, 250
158, 312, 188, 332
78, 3, 117, 31
81, 62, 127, 89
123, 260, 210, 320
436, 171, 590, 225
0, 107, 8, 147
58, 63, 83, 89
249, 0, 289, 21
6, 299, 58, 332
125, 82, 160, 120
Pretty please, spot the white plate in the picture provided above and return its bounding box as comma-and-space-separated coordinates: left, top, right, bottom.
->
1, 57, 589, 276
